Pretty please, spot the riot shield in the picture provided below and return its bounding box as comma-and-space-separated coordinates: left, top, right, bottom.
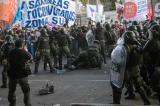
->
110, 42, 127, 88
86, 29, 95, 47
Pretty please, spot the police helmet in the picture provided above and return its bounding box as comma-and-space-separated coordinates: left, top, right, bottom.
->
143, 25, 148, 32
60, 28, 65, 34
122, 31, 139, 44
132, 21, 138, 25
149, 25, 160, 40
5, 35, 13, 43
148, 21, 158, 29
40, 28, 47, 35
150, 24, 160, 33
136, 25, 142, 32
128, 25, 137, 31
105, 23, 111, 31
96, 22, 101, 28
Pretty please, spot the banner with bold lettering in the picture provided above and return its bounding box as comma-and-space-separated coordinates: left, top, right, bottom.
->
0, 0, 18, 25
13, 0, 76, 28
124, 0, 148, 21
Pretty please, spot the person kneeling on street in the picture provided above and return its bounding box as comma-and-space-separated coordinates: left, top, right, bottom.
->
68, 40, 102, 70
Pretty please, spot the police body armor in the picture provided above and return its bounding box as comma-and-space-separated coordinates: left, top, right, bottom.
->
110, 38, 127, 88
34, 30, 54, 74
88, 47, 98, 65
38, 36, 50, 50
58, 34, 69, 47
49, 34, 58, 50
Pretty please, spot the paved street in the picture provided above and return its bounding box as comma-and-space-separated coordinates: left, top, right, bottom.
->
0, 58, 159, 106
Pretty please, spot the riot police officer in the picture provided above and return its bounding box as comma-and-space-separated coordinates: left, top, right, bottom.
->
1, 35, 14, 88
125, 25, 147, 99
69, 40, 102, 70
49, 27, 59, 69
94, 22, 106, 63
34, 28, 53, 74
70, 24, 80, 56
125, 31, 151, 104
105, 23, 117, 57
143, 24, 160, 103
111, 31, 150, 105
57, 28, 71, 70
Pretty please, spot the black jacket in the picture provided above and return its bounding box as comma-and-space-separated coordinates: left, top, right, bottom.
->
8, 48, 31, 79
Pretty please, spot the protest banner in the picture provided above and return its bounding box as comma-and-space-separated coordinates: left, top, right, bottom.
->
87, 4, 97, 21
124, 0, 148, 21
13, 0, 76, 28
115, 2, 124, 20
87, 4, 103, 21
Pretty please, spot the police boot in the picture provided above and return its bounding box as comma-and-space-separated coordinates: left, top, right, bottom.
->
138, 88, 151, 105
98, 61, 102, 70
9, 104, 16, 106
125, 84, 135, 100
25, 103, 32, 106
44, 62, 47, 71
143, 83, 152, 97
58, 62, 63, 70
111, 90, 121, 104
1, 71, 7, 88
48, 62, 54, 73
1, 84, 7, 88
54, 56, 58, 69
65, 58, 72, 69
125, 93, 135, 100
158, 93, 160, 104
34, 64, 39, 74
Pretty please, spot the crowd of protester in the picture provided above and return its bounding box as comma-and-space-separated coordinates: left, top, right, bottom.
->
0, 18, 160, 105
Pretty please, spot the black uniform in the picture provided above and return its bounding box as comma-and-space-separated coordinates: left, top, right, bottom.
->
34, 29, 53, 73
57, 28, 71, 70
1, 36, 14, 88
94, 22, 106, 63
49, 28, 59, 68
70, 41, 102, 69
143, 25, 160, 103
111, 31, 150, 105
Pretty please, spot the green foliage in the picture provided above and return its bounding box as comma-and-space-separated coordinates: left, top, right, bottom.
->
111, 0, 116, 10
100, 0, 116, 10
80, 0, 88, 5
100, 0, 107, 4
